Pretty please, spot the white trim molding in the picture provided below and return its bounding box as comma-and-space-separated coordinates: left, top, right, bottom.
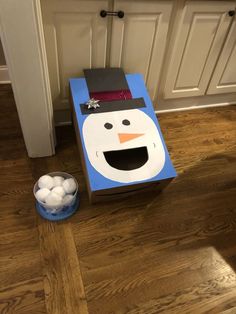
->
0, 0, 55, 157
156, 102, 236, 114
53, 101, 236, 126
156, 92, 236, 112
0, 65, 10, 84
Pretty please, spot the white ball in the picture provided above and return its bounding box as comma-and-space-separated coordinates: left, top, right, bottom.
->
51, 186, 66, 198
35, 188, 50, 202
62, 178, 77, 194
38, 175, 54, 190
53, 176, 64, 187
45, 192, 63, 207
62, 194, 74, 206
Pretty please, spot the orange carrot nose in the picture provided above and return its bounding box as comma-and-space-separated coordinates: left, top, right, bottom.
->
118, 133, 144, 143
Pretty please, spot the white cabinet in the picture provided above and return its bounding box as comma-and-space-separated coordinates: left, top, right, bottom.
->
208, 18, 236, 94
163, 1, 235, 99
41, 0, 236, 113
41, 0, 109, 109
110, 0, 172, 100
41, 0, 172, 109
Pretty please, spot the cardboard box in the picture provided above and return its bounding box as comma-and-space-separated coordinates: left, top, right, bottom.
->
69, 69, 176, 203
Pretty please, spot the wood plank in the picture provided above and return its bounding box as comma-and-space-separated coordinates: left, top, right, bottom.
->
30, 155, 88, 313
0, 278, 46, 314
0, 229, 43, 288
38, 221, 88, 314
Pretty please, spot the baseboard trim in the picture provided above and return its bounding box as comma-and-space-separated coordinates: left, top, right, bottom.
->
54, 108, 72, 126
54, 102, 236, 126
0, 65, 10, 84
156, 102, 236, 114
55, 121, 72, 126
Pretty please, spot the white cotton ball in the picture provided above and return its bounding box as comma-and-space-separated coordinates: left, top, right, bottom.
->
62, 178, 77, 194
53, 176, 64, 187
51, 186, 66, 198
45, 192, 63, 207
38, 175, 54, 190
62, 194, 74, 206
35, 188, 50, 202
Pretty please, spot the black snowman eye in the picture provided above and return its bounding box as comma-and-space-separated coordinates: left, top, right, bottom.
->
122, 119, 130, 126
104, 122, 113, 130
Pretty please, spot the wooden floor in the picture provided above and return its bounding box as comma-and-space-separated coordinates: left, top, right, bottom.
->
1, 84, 236, 314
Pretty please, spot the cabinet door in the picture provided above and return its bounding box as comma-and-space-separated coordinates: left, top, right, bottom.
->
163, 1, 235, 99
41, 0, 109, 109
207, 18, 236, 94
110, 0, 172, 101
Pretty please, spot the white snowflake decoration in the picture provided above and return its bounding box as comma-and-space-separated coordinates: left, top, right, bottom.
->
86, 98, 100, 110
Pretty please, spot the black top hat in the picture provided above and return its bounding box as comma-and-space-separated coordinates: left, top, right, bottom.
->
81, 68, 146, 115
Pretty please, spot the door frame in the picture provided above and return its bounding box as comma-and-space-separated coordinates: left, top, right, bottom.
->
0, 0, 55, 157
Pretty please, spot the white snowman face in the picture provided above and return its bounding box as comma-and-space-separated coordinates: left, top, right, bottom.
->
82, 109, 165, 183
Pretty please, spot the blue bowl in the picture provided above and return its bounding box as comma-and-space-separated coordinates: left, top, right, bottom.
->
36, 195, 79, 221
34, 172, 79, 221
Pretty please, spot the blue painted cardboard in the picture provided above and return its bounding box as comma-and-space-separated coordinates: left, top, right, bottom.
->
70, 74, 176, 192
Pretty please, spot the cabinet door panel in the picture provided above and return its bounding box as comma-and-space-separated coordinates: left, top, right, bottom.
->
117, 16, 157, 81
110, 0, 172, 101
164, 1, 235, 99
208, 19, 236, 94
41, 0, 109, 109
175, 15, 221, 90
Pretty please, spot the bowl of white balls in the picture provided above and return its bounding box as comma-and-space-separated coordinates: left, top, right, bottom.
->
34, 172, 79, 221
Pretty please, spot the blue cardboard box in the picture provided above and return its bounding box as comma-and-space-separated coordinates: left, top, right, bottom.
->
70, 73, 176, 202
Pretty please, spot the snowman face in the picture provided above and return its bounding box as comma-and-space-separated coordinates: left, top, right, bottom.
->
82, 109, 165, 183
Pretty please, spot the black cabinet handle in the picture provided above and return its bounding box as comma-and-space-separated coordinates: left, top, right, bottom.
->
100, 10, 124, 18
228, 10, 235, 17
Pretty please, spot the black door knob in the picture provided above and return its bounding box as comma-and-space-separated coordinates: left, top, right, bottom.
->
117, 11, 124, 18
228, 10, 235, 17
100, 10, 107, 18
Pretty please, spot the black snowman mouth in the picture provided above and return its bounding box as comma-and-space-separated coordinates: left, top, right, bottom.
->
103, 146, 148, 171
